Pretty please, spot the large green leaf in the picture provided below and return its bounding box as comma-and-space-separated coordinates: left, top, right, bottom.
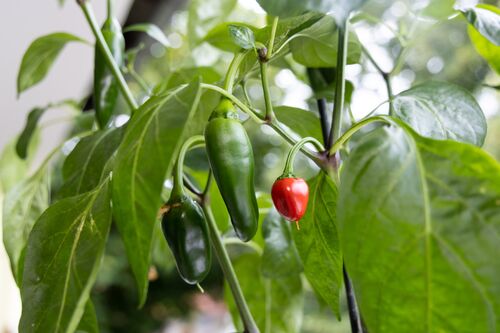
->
339, 125, 500, 332
112, 79, 212, 306
19, 181, 112, 333
154, 67, 221, 93
274, 106, 323, 142
392, 81, 487, 146
261, 208, 303, 278
58, 127, 124, 198
3, 166, 49, 283
76, 301, 98, 333
466, 5, 500, 74
225, 250, 304, 333
17, 33, 85, 95
292, 172, 342, 317
290, 16, 361, 67
461, 5, 500, 46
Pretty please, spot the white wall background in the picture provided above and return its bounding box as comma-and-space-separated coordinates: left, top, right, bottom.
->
0, 1, 132, 332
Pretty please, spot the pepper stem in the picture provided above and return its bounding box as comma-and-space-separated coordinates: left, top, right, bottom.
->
172, 135, 205, 197
282, 137, 324, 177
223, 52, 246, 94
295, 221, 300, 231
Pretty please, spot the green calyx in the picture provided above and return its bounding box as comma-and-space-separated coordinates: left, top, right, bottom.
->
209, 99, 239, 121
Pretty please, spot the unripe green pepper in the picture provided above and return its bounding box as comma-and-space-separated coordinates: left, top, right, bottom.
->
161, 194, 212, 285
204, 99, 259, 241
93, 0, 125, 128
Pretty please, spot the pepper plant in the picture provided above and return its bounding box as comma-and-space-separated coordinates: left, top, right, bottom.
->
2, 0, 500, 332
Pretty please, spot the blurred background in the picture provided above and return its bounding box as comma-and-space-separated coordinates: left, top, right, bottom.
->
1, 0, 499, 332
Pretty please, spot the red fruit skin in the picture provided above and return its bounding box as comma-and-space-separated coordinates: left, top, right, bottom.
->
271, 177, 309, 222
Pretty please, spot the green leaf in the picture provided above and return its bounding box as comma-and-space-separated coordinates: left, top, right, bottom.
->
290, 16, 360, 68
17, 33, 85, 95
392, 81, 487, 146
228, 24, 256, 50
58, 127, 124, 198
0, 138, 37, 193
124, 24, 170, 47
339, 125, 500, 332
203, 22, 258, 52
308, 68, 355, 101
112, 79, 210, 306
461, 5, 500, 46
466, 5, 500, 74
15, 108, 46, 159
261, 208, 303, 278
76, 301, 98, 333
421, 0, 455, 19
274, 106, 323, 142
154, 67, 221, 94
292, 172, 342, 317
19, 181, 112, 333
3, 166, 49, 284
225, 250, 304, 333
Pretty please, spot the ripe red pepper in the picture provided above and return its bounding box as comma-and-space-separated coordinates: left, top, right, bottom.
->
271, 176, 309, 228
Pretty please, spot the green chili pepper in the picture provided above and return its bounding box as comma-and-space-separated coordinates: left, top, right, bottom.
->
161, 136, 212, 285
204, 99, 259, 242
93, 0, 125, 128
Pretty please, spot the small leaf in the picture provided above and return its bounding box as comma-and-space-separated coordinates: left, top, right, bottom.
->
290, 16, 361, 68
58, 127, 124, 198
339, 125, 500, 332
261, 208, 303, 278
17, 33, 85, 95
293, 172, 342, 317
124, 23, 170, 47
392, 81, 487, 146
15, 108, 46, 159
19, 181, 112, 333
460, 5, 500, 46
3, 166, 49, 284
228, 25, 256, 50
112, 79, 213, 305
203, 22, 258, 52
274, 106, 323, 142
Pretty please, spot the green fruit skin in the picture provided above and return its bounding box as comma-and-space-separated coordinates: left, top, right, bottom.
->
93, 16, 125, 128
161, 195, 212, 285
204, 100, 259, 242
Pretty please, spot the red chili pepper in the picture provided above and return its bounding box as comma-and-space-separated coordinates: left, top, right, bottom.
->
271, 177, 309, 229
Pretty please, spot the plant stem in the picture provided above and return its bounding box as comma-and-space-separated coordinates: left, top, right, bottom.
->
282, 137, 324, 176
344, 264, 363, 333
202, 204, 260, 333
260, 62, 275, 121
328, 19, 349, 150
329, 115, 391, 155
224, 52, 246, 94
78, 0, 139, 112
316, 98, 330, 147
173, 135, 205, 195
267, 17, 279, 59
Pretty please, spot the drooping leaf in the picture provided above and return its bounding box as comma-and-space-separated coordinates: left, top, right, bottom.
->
76, 301, 98, 333
17, 33, 85, 95
392, 81, 486, 146
112, 79, 212, 306
3, 166, 50, 284
292, 172, 342, 317
58, 127, 124, 198
339, 125, 500, 332
124, 24, 170, 47
16, 108, 46, 159
203, 22, 258, 52
274, 106, 323, 142
290, 16, 361, 67
228, 24, 256, 50
461, 5, 500, 46
466, 5, 500, 74
261, 208, 303, 278
225, 250, 304, 333
19, 181, 112, 333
